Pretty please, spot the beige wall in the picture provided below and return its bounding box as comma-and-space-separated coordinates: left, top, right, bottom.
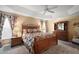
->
13, 16, 41, 37
68, 16, 79, 41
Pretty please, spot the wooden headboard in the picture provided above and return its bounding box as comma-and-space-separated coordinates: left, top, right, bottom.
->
22, 24, 41, 33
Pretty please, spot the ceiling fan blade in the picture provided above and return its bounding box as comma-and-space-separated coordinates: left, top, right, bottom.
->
42, 5, 55, 15
48, 10, 55, 13
45, 5, 55, 13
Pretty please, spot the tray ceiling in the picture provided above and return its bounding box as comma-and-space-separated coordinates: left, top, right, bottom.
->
0, 5, 79, 20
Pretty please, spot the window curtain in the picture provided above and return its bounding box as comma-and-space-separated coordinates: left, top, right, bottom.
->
9, 16, 16, 30
0, 13, 5, 39
8, 15, 16, 37
0, 11, 16, 39
45, 20, 48, 32
40, 20, 46, 33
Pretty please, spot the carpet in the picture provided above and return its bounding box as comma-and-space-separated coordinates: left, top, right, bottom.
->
0, 45, 29, 54
43, 40, 79, 54
0, 40, 79, 54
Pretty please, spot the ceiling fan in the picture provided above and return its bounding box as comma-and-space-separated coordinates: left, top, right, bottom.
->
43, 5, 57, 15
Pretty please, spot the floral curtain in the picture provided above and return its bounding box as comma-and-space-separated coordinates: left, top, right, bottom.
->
9, 16, 16, 30
0, 13, 5, 39
0, 11, 16, 39
9, 15, 16, 37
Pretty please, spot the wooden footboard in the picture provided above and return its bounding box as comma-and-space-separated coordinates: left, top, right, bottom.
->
33, 35, 58, 54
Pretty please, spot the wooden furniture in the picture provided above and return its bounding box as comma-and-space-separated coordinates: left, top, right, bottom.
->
33, 34, 57, 54
22, 24, 40, 34
11, 37, 23, 47
54, 21, 68, 41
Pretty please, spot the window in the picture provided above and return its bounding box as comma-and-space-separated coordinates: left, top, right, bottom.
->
41, 21, 46, 33
1, 17, 12, 40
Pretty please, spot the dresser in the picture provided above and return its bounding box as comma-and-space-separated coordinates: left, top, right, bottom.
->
11, 37, 23, 47
54, 21, 69, 41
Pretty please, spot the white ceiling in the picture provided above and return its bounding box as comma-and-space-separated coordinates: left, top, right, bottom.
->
0, 5, 79, 20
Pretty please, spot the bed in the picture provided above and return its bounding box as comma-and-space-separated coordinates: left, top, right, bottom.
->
22, 24, 58, 53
